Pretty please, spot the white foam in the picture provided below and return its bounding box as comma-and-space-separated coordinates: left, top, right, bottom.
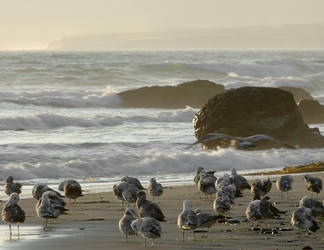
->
0, 106, 197, 131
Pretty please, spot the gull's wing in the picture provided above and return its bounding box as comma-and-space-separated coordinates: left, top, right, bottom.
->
242, 134, 295, 149
186, 133, 235, 149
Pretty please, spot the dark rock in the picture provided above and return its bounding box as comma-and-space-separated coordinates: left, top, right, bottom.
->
118, 80, 225, 109
298, 99, 324, 124
193, 86, 324, 150
278, 86, 313, 104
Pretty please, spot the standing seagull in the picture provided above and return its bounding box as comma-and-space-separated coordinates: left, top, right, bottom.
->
304, 175, 322, 196
194, 167, 204, 186
60, 179, 83, 204
136, 191, 166, 222
230, 168, 251, 191
148, 178, 163, 200
291, 207, 319, 233
131, 217, 161, 247
177, 200, 198, 242
121, 176, 145, 190
276, 175, 293, 199
2, 193, 25, 237
4, 176, 22, 196
32, 183, 63, 201
119, 208, 138, 241
36, 191, 68, 229
198, 172, 217, 198
251, 178, 272, 200
246, 197, 283, 225
299, 196, 324, 217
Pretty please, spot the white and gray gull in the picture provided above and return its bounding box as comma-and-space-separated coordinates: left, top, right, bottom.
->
177, 200, 198, 241
299, 196, 324, 217
131, 217, 161, 247
194, 167, 204, 186
304, 175, 322, 194
1, 193, 25, 237
36, 191, 68, 229
198, 172, 217, 198
121, 176, 145, 190
4, 176, 22, 196
119, 208, 138, 241
251, 178, 272, 200
32, 183, 64, 200
136, 191, 166, 222
230, 168, 251, 191
195, 209, 221, 230
291, 207, 319, 233
276, 175, 293, 199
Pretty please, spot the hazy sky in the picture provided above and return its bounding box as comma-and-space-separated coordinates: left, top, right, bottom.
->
1, 0, 324, 49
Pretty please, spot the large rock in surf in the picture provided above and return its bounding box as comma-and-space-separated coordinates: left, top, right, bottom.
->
298, 100, 324, 124
117, 80, 225, 109
278, 86, 313, 104
193, 86, 324, 150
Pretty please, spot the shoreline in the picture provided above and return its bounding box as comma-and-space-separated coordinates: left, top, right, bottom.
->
1, 173, 324, 249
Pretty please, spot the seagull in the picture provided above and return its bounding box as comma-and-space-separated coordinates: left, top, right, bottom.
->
113, 182, 132, 208
251, 178, 272, 200
304, 175, 322, 195
136, 191, 166, 222
219, 184, 237, 201
246, 197, 283, 226
59, 179, 83, 204
122, 185, 139, 205
291, 207, 319, 233
215, 174, 232, 190
36, 191, 68, 229
32, 183, 64, 200
148, 178, 163, 200
276, 175, 293, 199
121, 176, 145, 190
299, 196, 324, 217
4, 176, 22, 196
131, 217, 161, 247
213, 192, 232, 214
187, 132, 295, 149
194, 167, 205, 186
195, 209, 220, 230
119, 208, 138, 241
198, 172, 217, 198
230, 168, 251, 191
177, 200, 198, 242
1, 193, 25, 237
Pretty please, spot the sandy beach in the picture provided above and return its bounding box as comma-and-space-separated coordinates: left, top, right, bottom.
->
1, 173, 324, 250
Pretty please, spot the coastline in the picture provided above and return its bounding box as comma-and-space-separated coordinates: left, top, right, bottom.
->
1, 173, 324, 249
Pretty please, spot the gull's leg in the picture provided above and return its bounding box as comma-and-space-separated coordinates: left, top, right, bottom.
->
151, 239, 154, 246
144, 237, 147, 247
9, 224, 12, 237
182, 231, 185, 242
17, 223, 20, 239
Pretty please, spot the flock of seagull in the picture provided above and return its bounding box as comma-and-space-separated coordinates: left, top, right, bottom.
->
1, 169, 324, 247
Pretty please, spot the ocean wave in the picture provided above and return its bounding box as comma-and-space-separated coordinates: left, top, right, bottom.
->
0, 89, 122, 108
1, 147, 323, 180
0, 107, 196, 131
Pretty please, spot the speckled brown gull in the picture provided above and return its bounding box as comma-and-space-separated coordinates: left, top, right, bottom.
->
4, 176, 22, 196
1, 193, 25, 237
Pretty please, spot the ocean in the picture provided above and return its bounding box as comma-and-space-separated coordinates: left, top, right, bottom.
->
0, 50, 324, 199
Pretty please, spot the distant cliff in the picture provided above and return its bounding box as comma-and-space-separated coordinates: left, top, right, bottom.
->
117, 80, 225, 109
48, 23, 324, 50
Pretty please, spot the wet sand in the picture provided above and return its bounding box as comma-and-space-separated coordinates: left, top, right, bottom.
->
1, 173, 324, 250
